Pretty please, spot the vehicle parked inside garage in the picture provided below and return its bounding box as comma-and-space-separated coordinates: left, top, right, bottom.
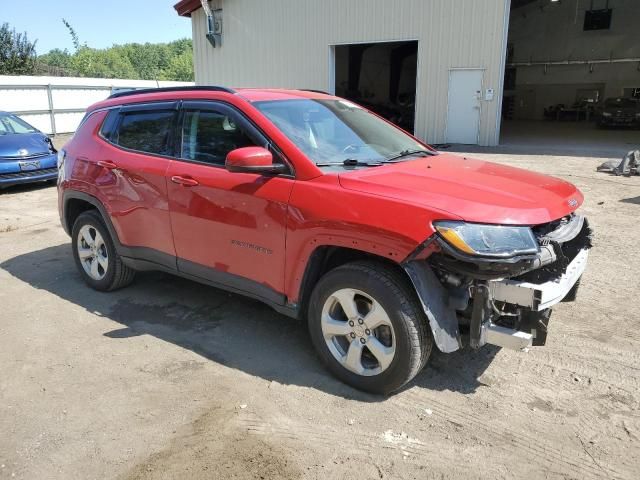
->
57, 87, 592, 394
597, 97, 640, 128
0, 111, 58, 189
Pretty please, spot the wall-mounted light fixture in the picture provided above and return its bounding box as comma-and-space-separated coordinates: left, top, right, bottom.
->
200, 0, 222, 48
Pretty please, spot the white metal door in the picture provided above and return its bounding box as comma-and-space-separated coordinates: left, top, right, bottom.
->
446, 69, 483, 144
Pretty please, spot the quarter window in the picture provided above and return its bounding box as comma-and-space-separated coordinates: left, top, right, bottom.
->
114, 110, 176, 155
180, 110, 256, 165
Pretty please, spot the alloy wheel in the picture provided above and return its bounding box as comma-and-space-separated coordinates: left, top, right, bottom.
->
321, 288, 396, 376
77, 225, 109, 281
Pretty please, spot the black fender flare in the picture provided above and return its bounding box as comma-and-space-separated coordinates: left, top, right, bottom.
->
403, 260, 462, 353
62, 190, 124, 251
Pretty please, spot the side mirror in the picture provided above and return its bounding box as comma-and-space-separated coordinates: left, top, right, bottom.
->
225, 146, 288, 174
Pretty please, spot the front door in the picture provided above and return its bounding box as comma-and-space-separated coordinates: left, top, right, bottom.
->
446, 69, 483, 144
166, 101, 294, 304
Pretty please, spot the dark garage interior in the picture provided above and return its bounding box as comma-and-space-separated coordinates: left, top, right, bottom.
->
501, 0, 639, 154
334, 41, 418, 133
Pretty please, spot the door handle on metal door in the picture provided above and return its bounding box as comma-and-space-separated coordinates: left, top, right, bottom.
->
97, 160, 118, 169
171, 175, 199, 187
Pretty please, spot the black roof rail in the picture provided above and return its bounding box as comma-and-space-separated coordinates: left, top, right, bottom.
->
299, 89, 331, 95
108, 85, 236, 99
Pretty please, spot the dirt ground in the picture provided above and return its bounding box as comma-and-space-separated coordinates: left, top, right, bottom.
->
1, 137, 639, 479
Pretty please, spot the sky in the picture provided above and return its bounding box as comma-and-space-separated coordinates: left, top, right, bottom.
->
2, 0, 193, 54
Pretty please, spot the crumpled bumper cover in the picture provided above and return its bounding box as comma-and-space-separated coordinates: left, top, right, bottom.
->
488, 248, 589, 311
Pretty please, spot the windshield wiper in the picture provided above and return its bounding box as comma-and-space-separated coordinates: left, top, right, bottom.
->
384, 149, 434, 162
315, 158, 383, 167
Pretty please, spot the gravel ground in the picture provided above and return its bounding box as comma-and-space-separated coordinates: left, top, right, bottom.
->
0, 137, 639, 479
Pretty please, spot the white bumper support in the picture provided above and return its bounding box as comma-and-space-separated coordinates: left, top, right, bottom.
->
488, 248, 589, 312
483, 323, 533, 351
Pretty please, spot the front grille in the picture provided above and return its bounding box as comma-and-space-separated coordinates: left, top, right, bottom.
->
612, 113, 635, 121
0, 167, 57, 179
0, 152, 50, 161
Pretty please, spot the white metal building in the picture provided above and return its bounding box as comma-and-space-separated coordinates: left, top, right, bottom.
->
175, 0, 639, 147
176, 0, 511, 146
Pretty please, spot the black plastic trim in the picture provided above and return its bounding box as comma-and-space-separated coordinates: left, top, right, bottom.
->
62, 191, 122, 241
61, 191, 297, 318
108, 86, 235, 99
298, 89, 331, 95
178, 258, 288, 308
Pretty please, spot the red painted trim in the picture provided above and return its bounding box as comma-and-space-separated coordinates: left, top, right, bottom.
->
174, 0, 202, 17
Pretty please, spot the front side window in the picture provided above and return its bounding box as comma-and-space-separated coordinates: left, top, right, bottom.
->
179, 110, 256, 165
0, 114, 38, 135
114, 110, 176, 155
253, 99, 428, 165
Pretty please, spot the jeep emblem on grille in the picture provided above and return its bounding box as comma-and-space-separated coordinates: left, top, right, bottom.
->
568, 198, 578, 208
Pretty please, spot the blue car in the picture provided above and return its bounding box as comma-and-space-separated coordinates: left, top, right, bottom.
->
0, 111, 58, 189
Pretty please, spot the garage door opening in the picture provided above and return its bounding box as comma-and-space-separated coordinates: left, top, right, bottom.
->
500, 0, 639, 155
334, 41, 418, 133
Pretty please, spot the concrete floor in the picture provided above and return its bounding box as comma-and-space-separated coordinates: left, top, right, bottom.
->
1, 136, 639, 480
451, 120, 639, 159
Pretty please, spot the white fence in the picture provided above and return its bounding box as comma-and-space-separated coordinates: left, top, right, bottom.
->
0, 76, 194, 135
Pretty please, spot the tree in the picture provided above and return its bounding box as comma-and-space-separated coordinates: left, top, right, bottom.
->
160, 50, 194, 82
62, 18, 82, 51
0, 23, 38, 75
36, 19, 194, 81
37, 48, 75, 76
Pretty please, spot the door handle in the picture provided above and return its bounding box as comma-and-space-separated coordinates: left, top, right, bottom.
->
97, 160, 118, 169
171, 175, 199, 187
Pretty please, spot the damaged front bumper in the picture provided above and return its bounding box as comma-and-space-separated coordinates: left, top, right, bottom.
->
489, 247, 588, 312
404, 214, 592, 353
481, 247, 588, 350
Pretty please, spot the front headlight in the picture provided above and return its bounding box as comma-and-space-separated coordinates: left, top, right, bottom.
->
434, 221, 539, 258
602, 112, 612, 117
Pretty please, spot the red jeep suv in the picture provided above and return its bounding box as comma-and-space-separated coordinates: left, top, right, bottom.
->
57, 87, 591, 394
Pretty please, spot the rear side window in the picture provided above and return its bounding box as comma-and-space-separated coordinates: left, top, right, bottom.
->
113, 110, 176, 156
99, 109, 119, 141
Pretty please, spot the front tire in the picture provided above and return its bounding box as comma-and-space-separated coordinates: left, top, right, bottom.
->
71, 210, 135, 291
308, 261, 432, 394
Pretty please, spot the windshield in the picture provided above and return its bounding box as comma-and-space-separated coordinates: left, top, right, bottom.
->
0, 114, 38, 135
604, 98, 638, 109
253, 99, 431, 165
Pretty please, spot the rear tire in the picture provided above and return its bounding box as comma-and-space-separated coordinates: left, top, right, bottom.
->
71, 210, 135, 291
308, 261, 432, 394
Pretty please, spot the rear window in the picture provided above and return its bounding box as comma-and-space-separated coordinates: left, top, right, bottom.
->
113, 109, 176, 156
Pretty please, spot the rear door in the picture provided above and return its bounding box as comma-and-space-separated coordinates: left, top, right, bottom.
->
98, 102, 178, 264
166, 101, 294, 303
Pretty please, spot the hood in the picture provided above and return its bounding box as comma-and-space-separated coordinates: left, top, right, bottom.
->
338, 154, 583, 225
0, 133, 52, 158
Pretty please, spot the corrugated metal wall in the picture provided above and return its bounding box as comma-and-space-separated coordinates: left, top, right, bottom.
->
191, 0, 510, 146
